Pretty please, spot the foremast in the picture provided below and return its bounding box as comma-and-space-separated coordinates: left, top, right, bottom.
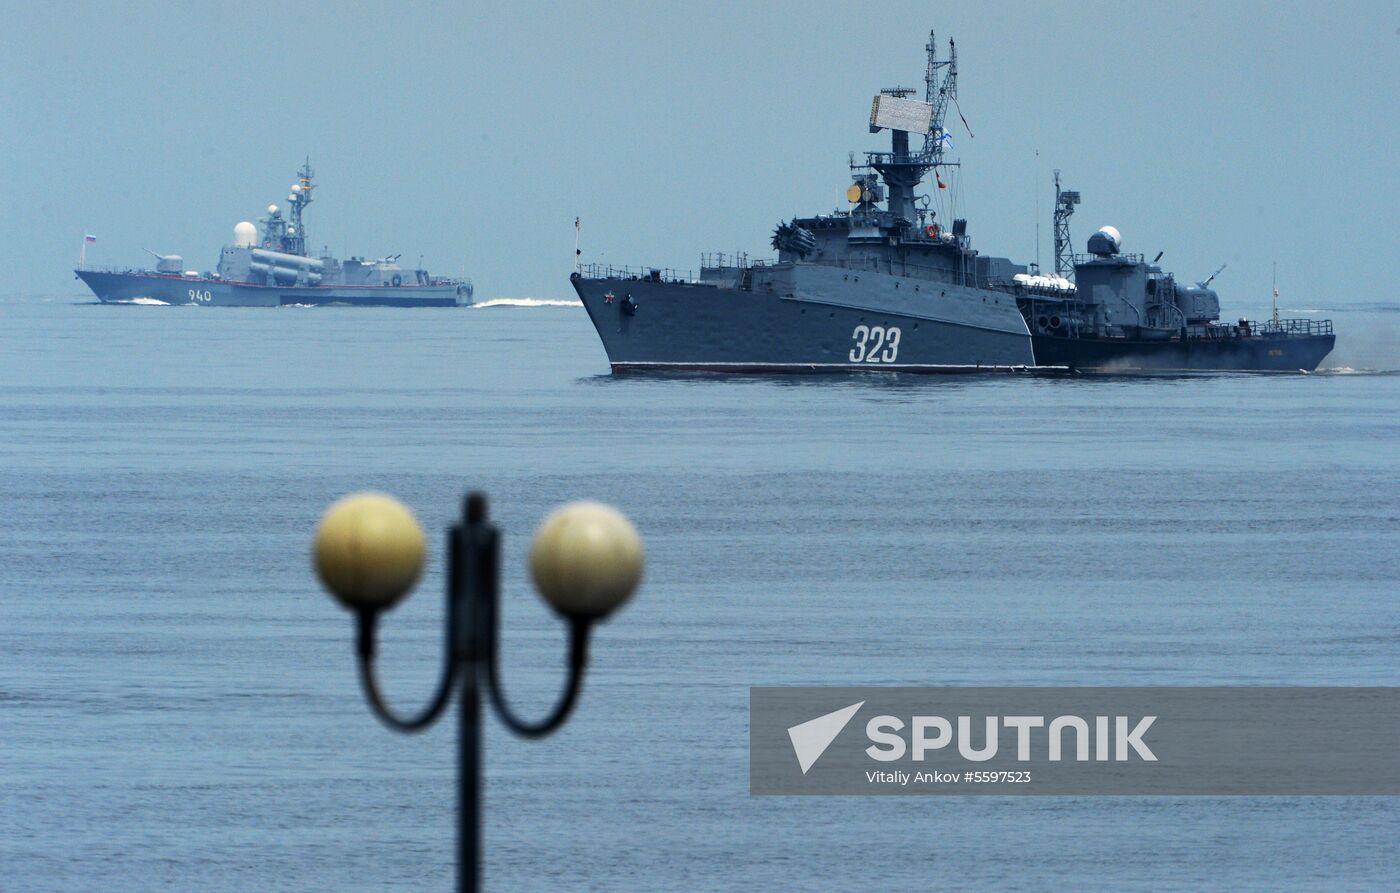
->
256, 159, 316, 256
285, 159, 314, 256
857, 31, 958, 229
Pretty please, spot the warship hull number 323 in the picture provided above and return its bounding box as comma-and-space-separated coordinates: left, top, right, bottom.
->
572, 32, 1334, 374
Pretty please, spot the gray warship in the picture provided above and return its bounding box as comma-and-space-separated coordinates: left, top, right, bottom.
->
571, 33, 1334, 373
77, 161, 473, 307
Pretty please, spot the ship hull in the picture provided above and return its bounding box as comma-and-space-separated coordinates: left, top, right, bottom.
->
1030, 331, 1336, 372
571, 267, 1041, 373
76, 270, 470, 307
572, 270, 1334, 375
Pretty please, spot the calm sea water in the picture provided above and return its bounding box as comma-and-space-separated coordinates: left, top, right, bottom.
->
1, 295, 1397, 891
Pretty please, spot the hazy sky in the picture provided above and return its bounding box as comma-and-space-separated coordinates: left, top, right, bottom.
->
2, 0, 1396, 304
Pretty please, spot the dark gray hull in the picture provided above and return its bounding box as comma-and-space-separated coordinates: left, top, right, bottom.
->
571, 264, 1336, 374
76, 270, 471, 307
1030, 330, 1336, 373
571, 263, 1039, 373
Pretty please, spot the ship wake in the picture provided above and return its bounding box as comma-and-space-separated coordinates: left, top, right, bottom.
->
1314, 367, 1400, 376
472, 297, 581, 309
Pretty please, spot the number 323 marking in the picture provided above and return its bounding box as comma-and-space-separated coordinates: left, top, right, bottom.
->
849, 325, 901, 363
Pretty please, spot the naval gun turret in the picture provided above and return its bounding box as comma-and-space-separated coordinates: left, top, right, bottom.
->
144, 249, 183, 274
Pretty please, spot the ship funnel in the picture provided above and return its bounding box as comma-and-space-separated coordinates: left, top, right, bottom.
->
233, 221, 257, 248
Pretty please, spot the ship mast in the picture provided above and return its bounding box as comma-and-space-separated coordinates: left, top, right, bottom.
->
861, 31, 958, 228
922, 31, 956, 169
1272, 262, 1281, 326
285, 158, 315, 256
1053, 170, 1080, 280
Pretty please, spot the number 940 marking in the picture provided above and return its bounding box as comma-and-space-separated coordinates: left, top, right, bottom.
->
849, 325, 901, 363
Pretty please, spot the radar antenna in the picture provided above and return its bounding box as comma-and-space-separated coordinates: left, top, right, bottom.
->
1053, 170, 1080, 280
858, 32, 959, 227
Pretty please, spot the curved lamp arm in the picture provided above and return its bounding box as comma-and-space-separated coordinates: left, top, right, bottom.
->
355, 603, 459, 734
485, 615, 591, 739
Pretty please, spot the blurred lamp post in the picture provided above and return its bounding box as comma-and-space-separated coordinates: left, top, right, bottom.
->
313, 490, 642, 893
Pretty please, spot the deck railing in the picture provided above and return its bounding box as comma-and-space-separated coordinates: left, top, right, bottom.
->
699, 252, 776, 271
1244, 318, 1333, 336
1183, 318, 1334, 339
76, 265, 182, 276
1073, 252, 1147, 265
577, 263, 696, 283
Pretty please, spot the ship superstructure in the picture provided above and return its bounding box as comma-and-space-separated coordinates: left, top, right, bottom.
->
77, 160, 473, 307
570, 33, 1334, 373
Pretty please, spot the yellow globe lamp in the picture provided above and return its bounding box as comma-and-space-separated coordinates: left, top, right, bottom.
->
313, 492, 426, 612
529, 501, 643, 620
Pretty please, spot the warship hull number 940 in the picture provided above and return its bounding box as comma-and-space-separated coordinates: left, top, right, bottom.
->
571, 32, 1334, 374
77, 160, 473, 308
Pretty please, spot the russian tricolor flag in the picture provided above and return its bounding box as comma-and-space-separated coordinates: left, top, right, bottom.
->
84, 234, 97, 242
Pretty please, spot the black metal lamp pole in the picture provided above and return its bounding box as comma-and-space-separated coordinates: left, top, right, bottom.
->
314, 490, 643, 893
